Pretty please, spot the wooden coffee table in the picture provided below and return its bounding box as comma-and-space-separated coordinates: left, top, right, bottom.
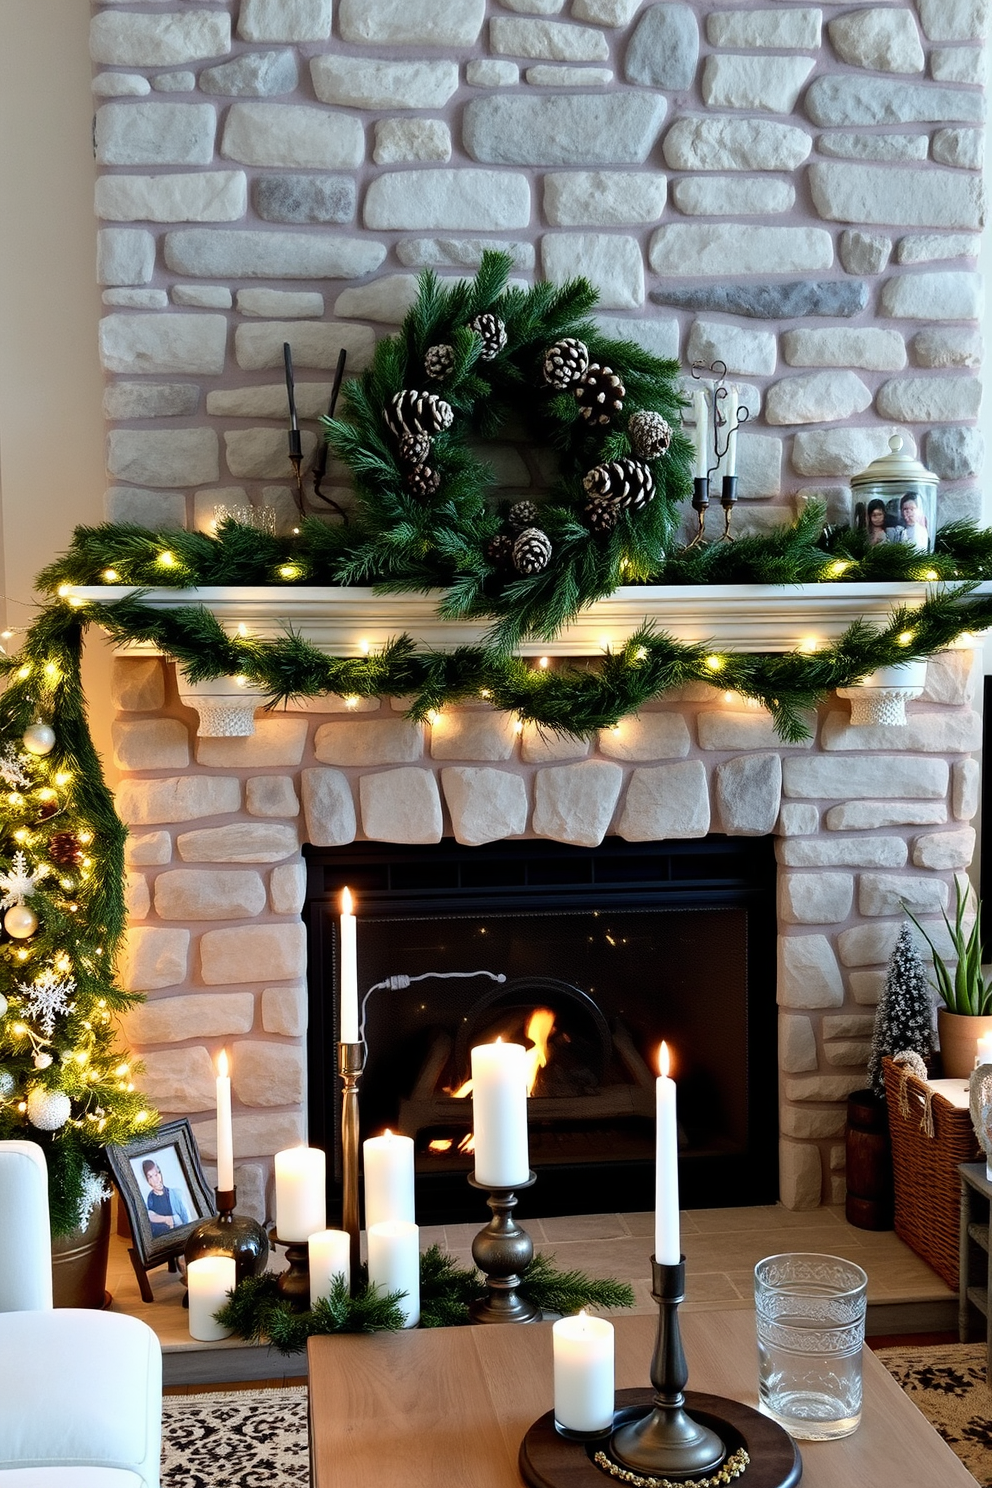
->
308, 1309, 975, 1487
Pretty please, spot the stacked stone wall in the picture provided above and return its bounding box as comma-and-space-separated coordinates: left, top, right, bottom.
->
91, 0, 986, 535
112, 650, 980, 1220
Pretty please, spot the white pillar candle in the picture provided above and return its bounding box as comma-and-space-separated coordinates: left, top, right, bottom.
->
274, 1146, 326, 1242
471, 1039, 530, 1189
367, 1220, 420, 1328
553, 1312, 615, 1433
977, 1033, 992, 1066
215, 1048, 234, 1192
340, 887, 359, 1043
308, 1228, 351, 1308
655, 1042, 680, 1265
363, 1130, 415, 1231
693, 389, 709, 479
187, 1256, 236, 1341
724, 387, 738, 478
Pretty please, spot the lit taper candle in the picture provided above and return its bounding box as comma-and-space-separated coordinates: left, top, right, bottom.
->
339, 887, 358, 1043
215, 1048, 234, 1192
654, 1042, 680, 1265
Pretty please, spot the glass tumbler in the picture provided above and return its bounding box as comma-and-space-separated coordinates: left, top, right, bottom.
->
754, 1253, 868, 1440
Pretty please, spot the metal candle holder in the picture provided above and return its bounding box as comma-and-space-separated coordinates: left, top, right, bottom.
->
339, 1040, 364, 1289
610, 1257, 726, 1477
270, 1230, 311, 1311
685, 362, 748, 549
184, 1185, 270, 1286
468, 1171, 541, 1324
285, 345, 349, 523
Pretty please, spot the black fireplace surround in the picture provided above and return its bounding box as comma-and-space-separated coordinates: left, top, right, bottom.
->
304, 835, 778, 1226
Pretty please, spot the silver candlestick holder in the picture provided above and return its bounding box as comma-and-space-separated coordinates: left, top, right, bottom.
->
338, 1040, 364, 1290
468, 1171, 541, 1324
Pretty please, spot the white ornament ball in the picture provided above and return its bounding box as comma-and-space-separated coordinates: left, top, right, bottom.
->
0, 1070, 14, 1099
27, 1086, 71, 1131
22, 721, 55, 756
0, 992, 7, 1018
4, 904, 37, 939
33, 1052, 53, 1070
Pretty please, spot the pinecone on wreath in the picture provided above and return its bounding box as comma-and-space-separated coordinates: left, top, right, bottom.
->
467, 313, 507, 361
485, 533, 514, 567
583, 458, 656, 512
406, 465, 441, 498
385, 389, 454, 438
508, 500, 539, 532
512, 527, 552, 575
584, 493, 623, 534
628, 410, 673, 460
48, 832, 82, 866
424, 344, 455, 382
397, 432, 431, 468
542, 337, 589, 390
575, 365, 626, 425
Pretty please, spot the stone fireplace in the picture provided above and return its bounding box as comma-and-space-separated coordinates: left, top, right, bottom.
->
104, 587, 981, 1226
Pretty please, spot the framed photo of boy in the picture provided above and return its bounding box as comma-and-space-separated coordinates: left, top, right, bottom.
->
106, 1119, 215, 1291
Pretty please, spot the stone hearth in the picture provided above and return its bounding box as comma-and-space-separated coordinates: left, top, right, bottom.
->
107, 611, 981, 1226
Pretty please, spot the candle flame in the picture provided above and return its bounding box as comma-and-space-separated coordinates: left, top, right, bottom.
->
342, 886, 354, 915
217, 1049, 229, 1078
659, 1041, 671, 1079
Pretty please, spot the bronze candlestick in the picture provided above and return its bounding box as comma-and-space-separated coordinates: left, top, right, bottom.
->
610, 1257, 726, 1476
339, 1040, 364, 1289
468, 1171, 541, 1324
270, 1230, 311, 1312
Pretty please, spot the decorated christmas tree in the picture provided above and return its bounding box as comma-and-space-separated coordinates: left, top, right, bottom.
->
0, 613, 154, 1233
867, 921, 934, 1099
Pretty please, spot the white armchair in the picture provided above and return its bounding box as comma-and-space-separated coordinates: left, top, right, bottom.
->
0, 1141, 162, 1488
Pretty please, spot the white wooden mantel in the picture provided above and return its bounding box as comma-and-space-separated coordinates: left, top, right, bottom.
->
67, 580, 992, 657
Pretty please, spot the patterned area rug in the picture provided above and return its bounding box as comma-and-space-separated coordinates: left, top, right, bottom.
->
162, 1386, 310, 1488
876, 1343, 992, 1486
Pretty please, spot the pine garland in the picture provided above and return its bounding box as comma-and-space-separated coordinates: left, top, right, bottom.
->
215, 1245, 634, 1351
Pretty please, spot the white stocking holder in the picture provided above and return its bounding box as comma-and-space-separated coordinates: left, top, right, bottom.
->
177, 675, 265, 737
836, 661, 928, 728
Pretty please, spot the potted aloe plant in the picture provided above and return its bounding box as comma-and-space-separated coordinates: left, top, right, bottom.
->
906, 880, 992, 1079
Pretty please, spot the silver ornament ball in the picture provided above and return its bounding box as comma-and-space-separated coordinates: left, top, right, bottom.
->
0, 1070, 14, 1099
22, 721, 55, 756
4, 904, 38, 939
27, 1086, 71, 1131
0, 992, 7, 1018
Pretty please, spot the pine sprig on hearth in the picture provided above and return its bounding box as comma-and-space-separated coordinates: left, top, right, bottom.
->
519, 1252, 636, 1315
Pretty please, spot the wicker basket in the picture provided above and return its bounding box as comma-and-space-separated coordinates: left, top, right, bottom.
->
882, 1056, 980, 1289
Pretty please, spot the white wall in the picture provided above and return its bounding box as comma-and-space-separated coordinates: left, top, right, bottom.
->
0, 0, 115, 773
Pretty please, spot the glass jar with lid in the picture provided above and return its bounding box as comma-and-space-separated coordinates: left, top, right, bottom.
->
851, 435, 938, 555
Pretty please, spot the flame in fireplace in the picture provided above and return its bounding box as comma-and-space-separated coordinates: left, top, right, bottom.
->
435, 1008, 557, 1158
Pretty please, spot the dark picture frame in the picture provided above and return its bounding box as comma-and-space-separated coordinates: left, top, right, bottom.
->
106, 1119, 215, 1300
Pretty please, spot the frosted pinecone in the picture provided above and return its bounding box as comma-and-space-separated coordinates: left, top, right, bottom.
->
385, 388, 454, 438
628, 410, 673, 460
542, 337, 589, 390
406, 464, 441, 498
424, 343, 456, 382
575, 364, 626, 425
468, 313, 508, 361
485, 533, 515, 567
583, 458, 656, 512
512, 527, 552, 575
584, 493, 623, 534
397, 432, 431, 467
508, 500, 540, 532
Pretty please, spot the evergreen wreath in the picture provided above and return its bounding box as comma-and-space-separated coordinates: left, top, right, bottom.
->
321, 249, 692, 650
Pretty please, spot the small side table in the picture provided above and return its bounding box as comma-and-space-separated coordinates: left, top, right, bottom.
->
958, 1161, 992, 1376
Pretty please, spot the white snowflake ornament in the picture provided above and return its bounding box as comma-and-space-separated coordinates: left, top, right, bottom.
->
77, 1165, 113, 1229
0, 749, 31, 791
18, 966, 75, 1038
0, 850, 48, 910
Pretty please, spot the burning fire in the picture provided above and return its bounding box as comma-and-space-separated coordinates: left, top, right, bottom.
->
439, 1008, 556, 1157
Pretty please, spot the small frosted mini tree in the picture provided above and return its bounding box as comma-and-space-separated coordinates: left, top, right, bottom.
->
868, 921, 934, 1100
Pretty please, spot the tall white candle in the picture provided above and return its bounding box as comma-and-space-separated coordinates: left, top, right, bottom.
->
363, 1130, 415, 1231
471, 1039, 530, 1189
215, 1048, 234, 1192
977, 1033, 992, 1067
693, 390, 709, 479
655, 1042, 680, 1265
274, 1146, 326, 1242
340, 887, 359, 1043
187, 1255, 236, 1341
367, 1220, 420, 1328
308, 1228, 351, 1307
724, 387, 738, 478
553, 1312, 615, 1433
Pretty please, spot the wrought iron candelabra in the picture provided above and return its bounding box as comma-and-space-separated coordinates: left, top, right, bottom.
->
685, 360, 749, 549
285, 345, 349, 523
